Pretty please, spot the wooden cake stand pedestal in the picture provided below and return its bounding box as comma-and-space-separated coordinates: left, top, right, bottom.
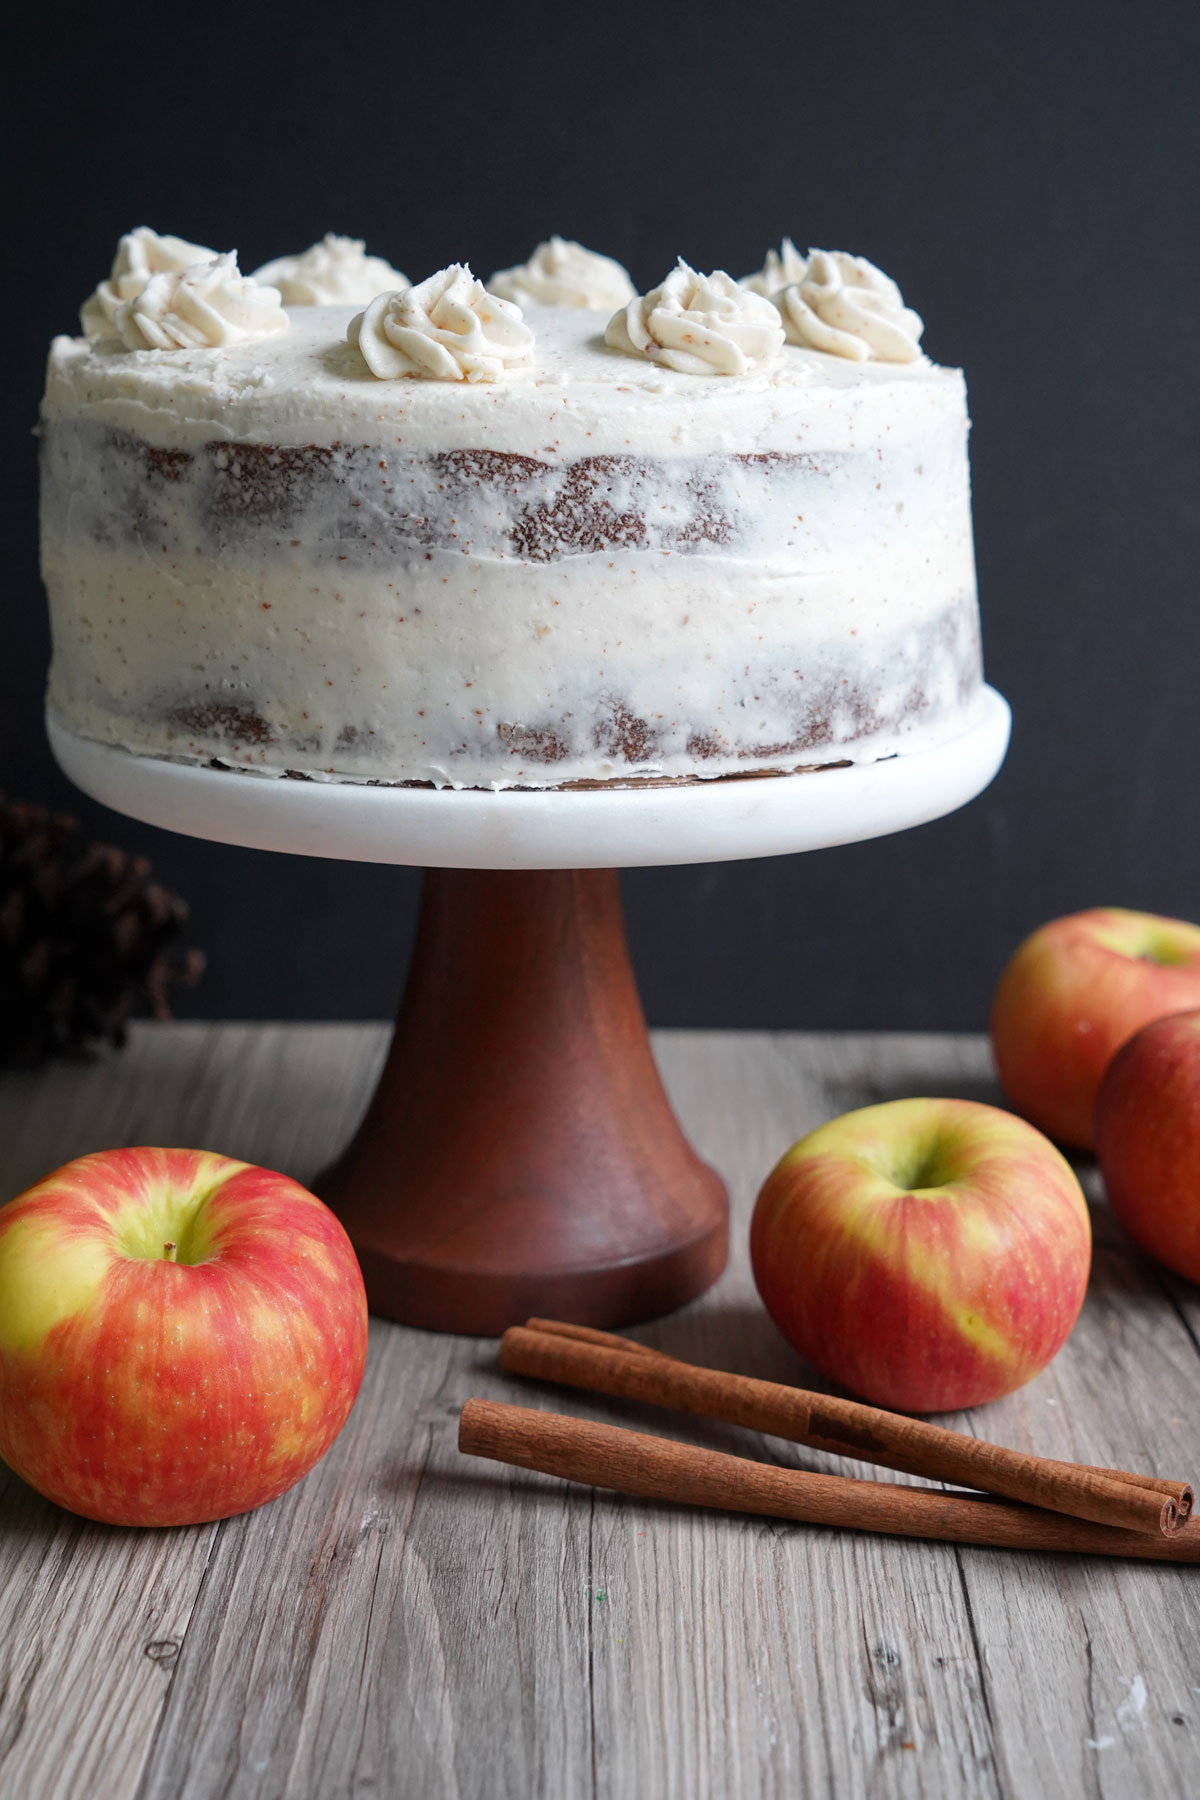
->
48, 687, 1010, 1336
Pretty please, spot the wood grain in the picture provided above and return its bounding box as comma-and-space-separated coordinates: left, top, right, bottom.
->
0, 1024, 1198, 1799
317, 870, 727, 1333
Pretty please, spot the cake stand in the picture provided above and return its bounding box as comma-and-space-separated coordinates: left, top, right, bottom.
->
48, 687, 1010, 1336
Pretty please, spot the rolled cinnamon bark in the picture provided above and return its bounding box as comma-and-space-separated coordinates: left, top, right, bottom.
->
506, 1321, 1191, 1535
459, 1399, 1200, 1563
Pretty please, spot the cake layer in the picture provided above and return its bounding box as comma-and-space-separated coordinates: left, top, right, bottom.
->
43, 544, 979, 785
43, 305, 970, 458
40, 305, 983, 788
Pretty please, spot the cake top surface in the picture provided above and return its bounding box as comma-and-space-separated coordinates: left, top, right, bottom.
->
43, 302, 964, 461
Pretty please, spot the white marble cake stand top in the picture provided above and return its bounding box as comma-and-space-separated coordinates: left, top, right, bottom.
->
47, 686, 1010, 871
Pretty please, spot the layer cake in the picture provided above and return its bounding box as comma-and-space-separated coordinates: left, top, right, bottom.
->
39, 238, 983, 789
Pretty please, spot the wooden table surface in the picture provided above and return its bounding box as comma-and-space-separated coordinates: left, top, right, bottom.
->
1, 1024, 1198, 1800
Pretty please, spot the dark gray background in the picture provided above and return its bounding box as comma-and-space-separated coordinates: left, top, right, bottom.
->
4, 1, 1197, 1029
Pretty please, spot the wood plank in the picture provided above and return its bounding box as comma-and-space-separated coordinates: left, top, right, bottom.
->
0, 1025, 384, 1800
0, 1464, 217, 1800
2, 1025, 1199, 1800
585, 1032, 1001, 1800
134, 1321, 597, 1800
770, 1036, 1200, 1800
0, 1030, 230, 1800
952, 1151, 1200, 1800
125, 1027, 999, 1800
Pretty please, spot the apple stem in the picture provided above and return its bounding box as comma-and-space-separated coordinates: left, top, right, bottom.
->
164, 1241, 179, 1263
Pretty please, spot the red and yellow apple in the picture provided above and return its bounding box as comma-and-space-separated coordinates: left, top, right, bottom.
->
0, 1148, 368, 1526
1095, 1010, 1200, 1283
750, 1097, 1091, 1412
990, 907, 1200, 1150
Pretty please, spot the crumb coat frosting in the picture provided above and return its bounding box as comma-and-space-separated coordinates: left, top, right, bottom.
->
41, 299, 980, 789
45, 298, 960, 456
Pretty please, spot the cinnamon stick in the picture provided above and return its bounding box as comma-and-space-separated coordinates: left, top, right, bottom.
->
505, 1322, 1191, 1536
523, 1319, 1193, 1519
459, 1399, 1200, 1563
529, 1320, 1195, 1522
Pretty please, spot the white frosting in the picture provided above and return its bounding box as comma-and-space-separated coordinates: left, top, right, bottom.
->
348, 265, 534, 382
81, 227, 217, 338
488, 237, 635, 310
44, 303, 956, 459
44, 542, 981, 788
251, 234, 409, 305
777, 250, 924, 363
114, 253, 289, 351
740, 238, 808, 298
41, 305, 980, 791
606, 260, 785, 377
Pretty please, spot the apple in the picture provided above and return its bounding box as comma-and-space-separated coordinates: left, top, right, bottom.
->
750, 1097, 1091, 1413
0, 1147, 368, 1526
990, 908, 1200, 1150
1095, 1010, 1200, 1283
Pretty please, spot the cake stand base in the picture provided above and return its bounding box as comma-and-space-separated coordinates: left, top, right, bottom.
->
316, 867, 728, 1334
47, 689, 1011, 1336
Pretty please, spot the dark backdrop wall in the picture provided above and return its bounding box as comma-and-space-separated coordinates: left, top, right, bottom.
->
4, 1, 1198, 1029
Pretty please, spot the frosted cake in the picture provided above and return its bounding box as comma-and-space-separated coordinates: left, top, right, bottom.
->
39, 231, 983, 789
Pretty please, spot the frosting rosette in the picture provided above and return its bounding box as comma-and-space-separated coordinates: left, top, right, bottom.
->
739, 237, 809, 298
776, 250, 924, 363
80, 227, 218, 338
488, 237, 635, 310
605, 260, 784, 377
114, 253, 289, 351
251, 234, 409, 305
348, 265, 534, 382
